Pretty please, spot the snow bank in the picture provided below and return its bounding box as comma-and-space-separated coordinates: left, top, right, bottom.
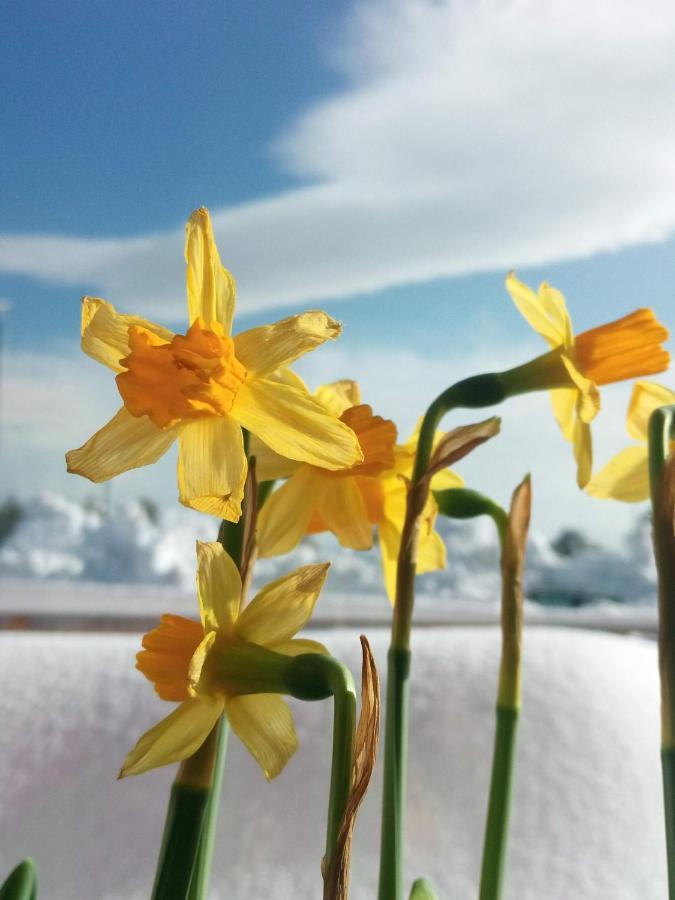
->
0, 493, 658, 605
0, 627, 664, 899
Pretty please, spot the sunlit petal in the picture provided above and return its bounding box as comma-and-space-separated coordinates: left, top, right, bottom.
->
270, 638, 329, 656
318, 477, 373, 550
315, 380, 362, 417
505, 272, 568, 348
225, 694, 298, 780
177, 416, 247, 521
119, 696, 224, 778
66, 407, 179, 483
573, 418, 593, 489
81, 297, 174, 372
234, 311, 341, 378
185, 208, 236, 331
256, 468, 321, 557
236, 563, 330, 646
586, 445, 650, 502
627, 381, 675, 442
249, 433, 302, 481
196, 541, 242, 634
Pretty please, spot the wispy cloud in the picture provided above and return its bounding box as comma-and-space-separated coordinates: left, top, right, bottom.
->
1, 0, 674, 320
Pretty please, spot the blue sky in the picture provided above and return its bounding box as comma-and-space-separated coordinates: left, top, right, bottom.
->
2, 0, 675, 547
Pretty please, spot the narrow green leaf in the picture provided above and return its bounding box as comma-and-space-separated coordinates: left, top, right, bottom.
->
409, 877, 439, 899
0, 859, 37, 900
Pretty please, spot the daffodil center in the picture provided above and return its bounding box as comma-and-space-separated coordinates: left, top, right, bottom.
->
116, 318, 247, 428
324, 404, 396, 478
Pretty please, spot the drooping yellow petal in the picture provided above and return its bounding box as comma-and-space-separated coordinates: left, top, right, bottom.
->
196, 541, 242, 634
416, 520, 447, 575
315, 380, 362, 417
177, 416, 247, 520
429, 467, 464, 492
549, 387, 577, 441
234, 311, 341, 379
119, 696, 224, 778
585, 445, 650, 502
185, 208, 236, 331
231, 377, 362, 471
378, 517, 400, 603
256, 468, 322, 557
66, 407, 179, 483
225, 693, 298, 780
627, 381, 675, 442
560, 356, 600, 423
248, 434, 302, 481
81, 297, 174, 372
136, 614, 204, 701
235, 563, 330, 646
505, 273, 570, 349
270, 638, 329, 656
317, 477, 373, 550
573, 417, 593, 489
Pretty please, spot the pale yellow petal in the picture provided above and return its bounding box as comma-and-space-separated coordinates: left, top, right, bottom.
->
505, 273, 568, 349
231, 378, 362, 471
561, 355, 600, 423
177, 416, 247, 521
315, 380, 362, 417
378, 518, 400, 603
550, 387, 577, 441
429, 468, 464, 492
586, 445, 650, 502
66, 407, 179, 483
318, 477, 373, 550
270, 638, 329, 656
249, 433, 302, 481
81, 297, 174, 372
234, 311, 341, 378
256, 468, 321, 557
185, 208, 236, 331
538, 282, 573, 348
225, 693, 298, 780
119, 696, 224, 778
573, 418, 593, 489
235, 562, 330, 645
196, 541, 242, 634
627, 381, 675, 442
416, 525, 447, 575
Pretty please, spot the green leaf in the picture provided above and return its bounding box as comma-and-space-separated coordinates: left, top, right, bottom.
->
409, 877, 439, 899
0, 859, 37, 900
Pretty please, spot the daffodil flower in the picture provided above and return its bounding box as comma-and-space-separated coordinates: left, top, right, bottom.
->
120, 541, 330, 780
586, 381, 675, 502
255, 380, 463, 600
506, 273, 670, 488
66, 208, 362, 520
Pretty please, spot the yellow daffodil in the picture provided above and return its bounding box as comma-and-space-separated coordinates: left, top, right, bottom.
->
255, 380, 463, 601
120, 541, 330, 780
586, 381, 675, 502
66, 208, 362, 520
506, 273, 669, 488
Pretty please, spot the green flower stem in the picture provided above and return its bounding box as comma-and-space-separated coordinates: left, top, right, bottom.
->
648, 404, 675, 899
380, 370, 535, 900
0, 859, 37, 900
324, 661, 357, 885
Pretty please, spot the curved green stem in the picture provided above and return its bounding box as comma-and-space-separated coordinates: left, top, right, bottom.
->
324, 660, 357, 880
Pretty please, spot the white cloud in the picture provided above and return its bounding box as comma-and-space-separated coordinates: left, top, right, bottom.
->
0, 0, 674, 320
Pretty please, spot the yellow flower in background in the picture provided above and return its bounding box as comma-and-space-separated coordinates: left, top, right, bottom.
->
255, 380, 463, 601
66, 208, 362, 520
506, 273, 669, 488
120, 541, 330, 780
586, 381, 675, 502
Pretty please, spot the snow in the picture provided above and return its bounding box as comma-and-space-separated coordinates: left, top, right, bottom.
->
0, 493, 659, 607
0, 627, 664, 899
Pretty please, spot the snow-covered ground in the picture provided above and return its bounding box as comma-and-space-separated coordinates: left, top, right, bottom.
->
0, 627, 665, 899
0, 493, 658, 608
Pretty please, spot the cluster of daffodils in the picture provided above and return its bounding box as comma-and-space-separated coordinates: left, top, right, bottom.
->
19, 205, 665, 900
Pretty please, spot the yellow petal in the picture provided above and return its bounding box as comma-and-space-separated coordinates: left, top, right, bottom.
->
185, 208, 236, 331
429, 467, 464, 492
505, 273, 569, 349
573, 418, 593, 489
66, 407, 179, 483
416, 524, 447, 575
196, 541, 242, 634
627, 381, 675, 442
585, 445, 650, 502
318, 477, 373, 550
177, 416, 247, 521
550, 386, 577, 441
119, 696, 224, 778
81, 297, 174, 372
315, 380, 362, 417
561, 355, 599, 423
249, 433, 301, 481
231, 377, 363, 471
233, 311, 341, 379
270, 638, 329, 656
225, 693, 298, 780
235, 562, 330, 646
256, 468, 321, 557
378, 518, 400, 603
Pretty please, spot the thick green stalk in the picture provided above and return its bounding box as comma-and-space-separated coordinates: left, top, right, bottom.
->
0, 859, 37, 900
648, 404, 675, 898
478, 707, 519, 900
